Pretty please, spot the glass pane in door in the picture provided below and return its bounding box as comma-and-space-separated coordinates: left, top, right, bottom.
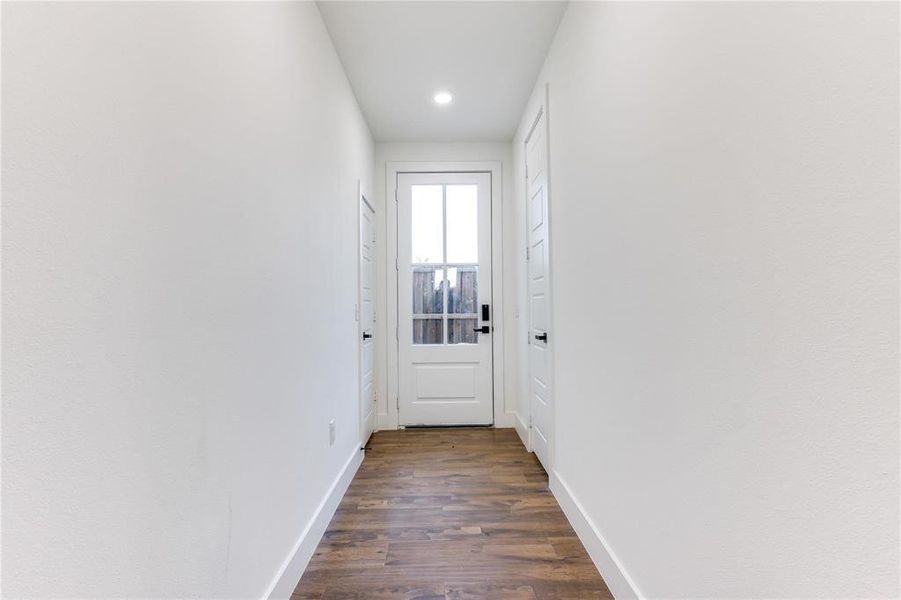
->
411, 185, 443, 264
447, 318, 478, 344
445, 185, 478, 263
447, 266, 478, 314
412, 267, 444, 314
413, 318, 444, 345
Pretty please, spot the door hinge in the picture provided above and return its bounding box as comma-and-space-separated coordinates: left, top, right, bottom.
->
526, 246, 530, 261
395, 258, 399, 271
395, 325, 398, 340
528, 414, 533, 428
396, 395, 400, 410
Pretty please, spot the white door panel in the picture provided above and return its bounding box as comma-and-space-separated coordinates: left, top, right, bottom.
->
526, 108, 553, 471
415, 363, 477, 398
530, 188, 545, 231
527, 127, 544, 184
530, 295, 548, 332
529, 240, 546, 279
530, 342, 548, 385
363, 342, 374, 374
398, 172, 493, 426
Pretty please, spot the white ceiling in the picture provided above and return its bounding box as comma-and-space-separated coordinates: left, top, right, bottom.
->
317, 1, 567, 142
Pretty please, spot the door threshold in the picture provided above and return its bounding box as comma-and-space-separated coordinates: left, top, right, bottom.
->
401, 424, 494, 429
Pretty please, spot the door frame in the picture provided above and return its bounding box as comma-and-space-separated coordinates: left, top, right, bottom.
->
523, 86, 555, 469
384, 161, 508, 430
357, 179, 377, 447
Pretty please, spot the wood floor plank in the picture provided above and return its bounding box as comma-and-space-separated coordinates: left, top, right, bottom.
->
445, 582, 537, 599
305, 540, 389, 573
294, 428, 610, 599
320, 582, 445, 600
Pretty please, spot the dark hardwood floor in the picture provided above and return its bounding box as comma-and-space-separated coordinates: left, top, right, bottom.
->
292, 427, 611, 599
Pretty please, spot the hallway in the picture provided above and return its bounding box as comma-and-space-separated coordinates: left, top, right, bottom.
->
293, 429, 610, 599
2, 1, 898, 598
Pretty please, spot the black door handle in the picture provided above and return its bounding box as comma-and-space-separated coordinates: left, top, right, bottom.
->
534, 332, 547, 342
473, 325, 490, 334
362, 332, 373, 340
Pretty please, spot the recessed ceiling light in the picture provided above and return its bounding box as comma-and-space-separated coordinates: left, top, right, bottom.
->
434, 91, 453, 105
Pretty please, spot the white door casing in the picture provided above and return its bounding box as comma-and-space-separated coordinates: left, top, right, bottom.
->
397, 172, 493, 426
359, 186, 377, 445
526, 106, 553, 471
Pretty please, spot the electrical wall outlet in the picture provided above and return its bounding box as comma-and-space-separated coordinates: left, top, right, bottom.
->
329, 419, 336, 446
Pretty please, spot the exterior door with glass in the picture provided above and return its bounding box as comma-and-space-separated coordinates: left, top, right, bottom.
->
397, 172, 493, 426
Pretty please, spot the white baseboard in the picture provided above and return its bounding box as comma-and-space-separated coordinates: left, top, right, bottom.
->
264, 447, 364, 600
513, 412, 530, 451
549, 471, 643, 600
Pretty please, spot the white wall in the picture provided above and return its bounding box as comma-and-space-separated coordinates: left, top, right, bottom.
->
511, 3, 899, 598
371, 143, 517, 430
1, 3, 373, 597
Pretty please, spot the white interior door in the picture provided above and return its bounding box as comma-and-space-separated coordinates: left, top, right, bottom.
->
526, 109, 553, 470
397, 172, 493, 426
359, 192, 376, 445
